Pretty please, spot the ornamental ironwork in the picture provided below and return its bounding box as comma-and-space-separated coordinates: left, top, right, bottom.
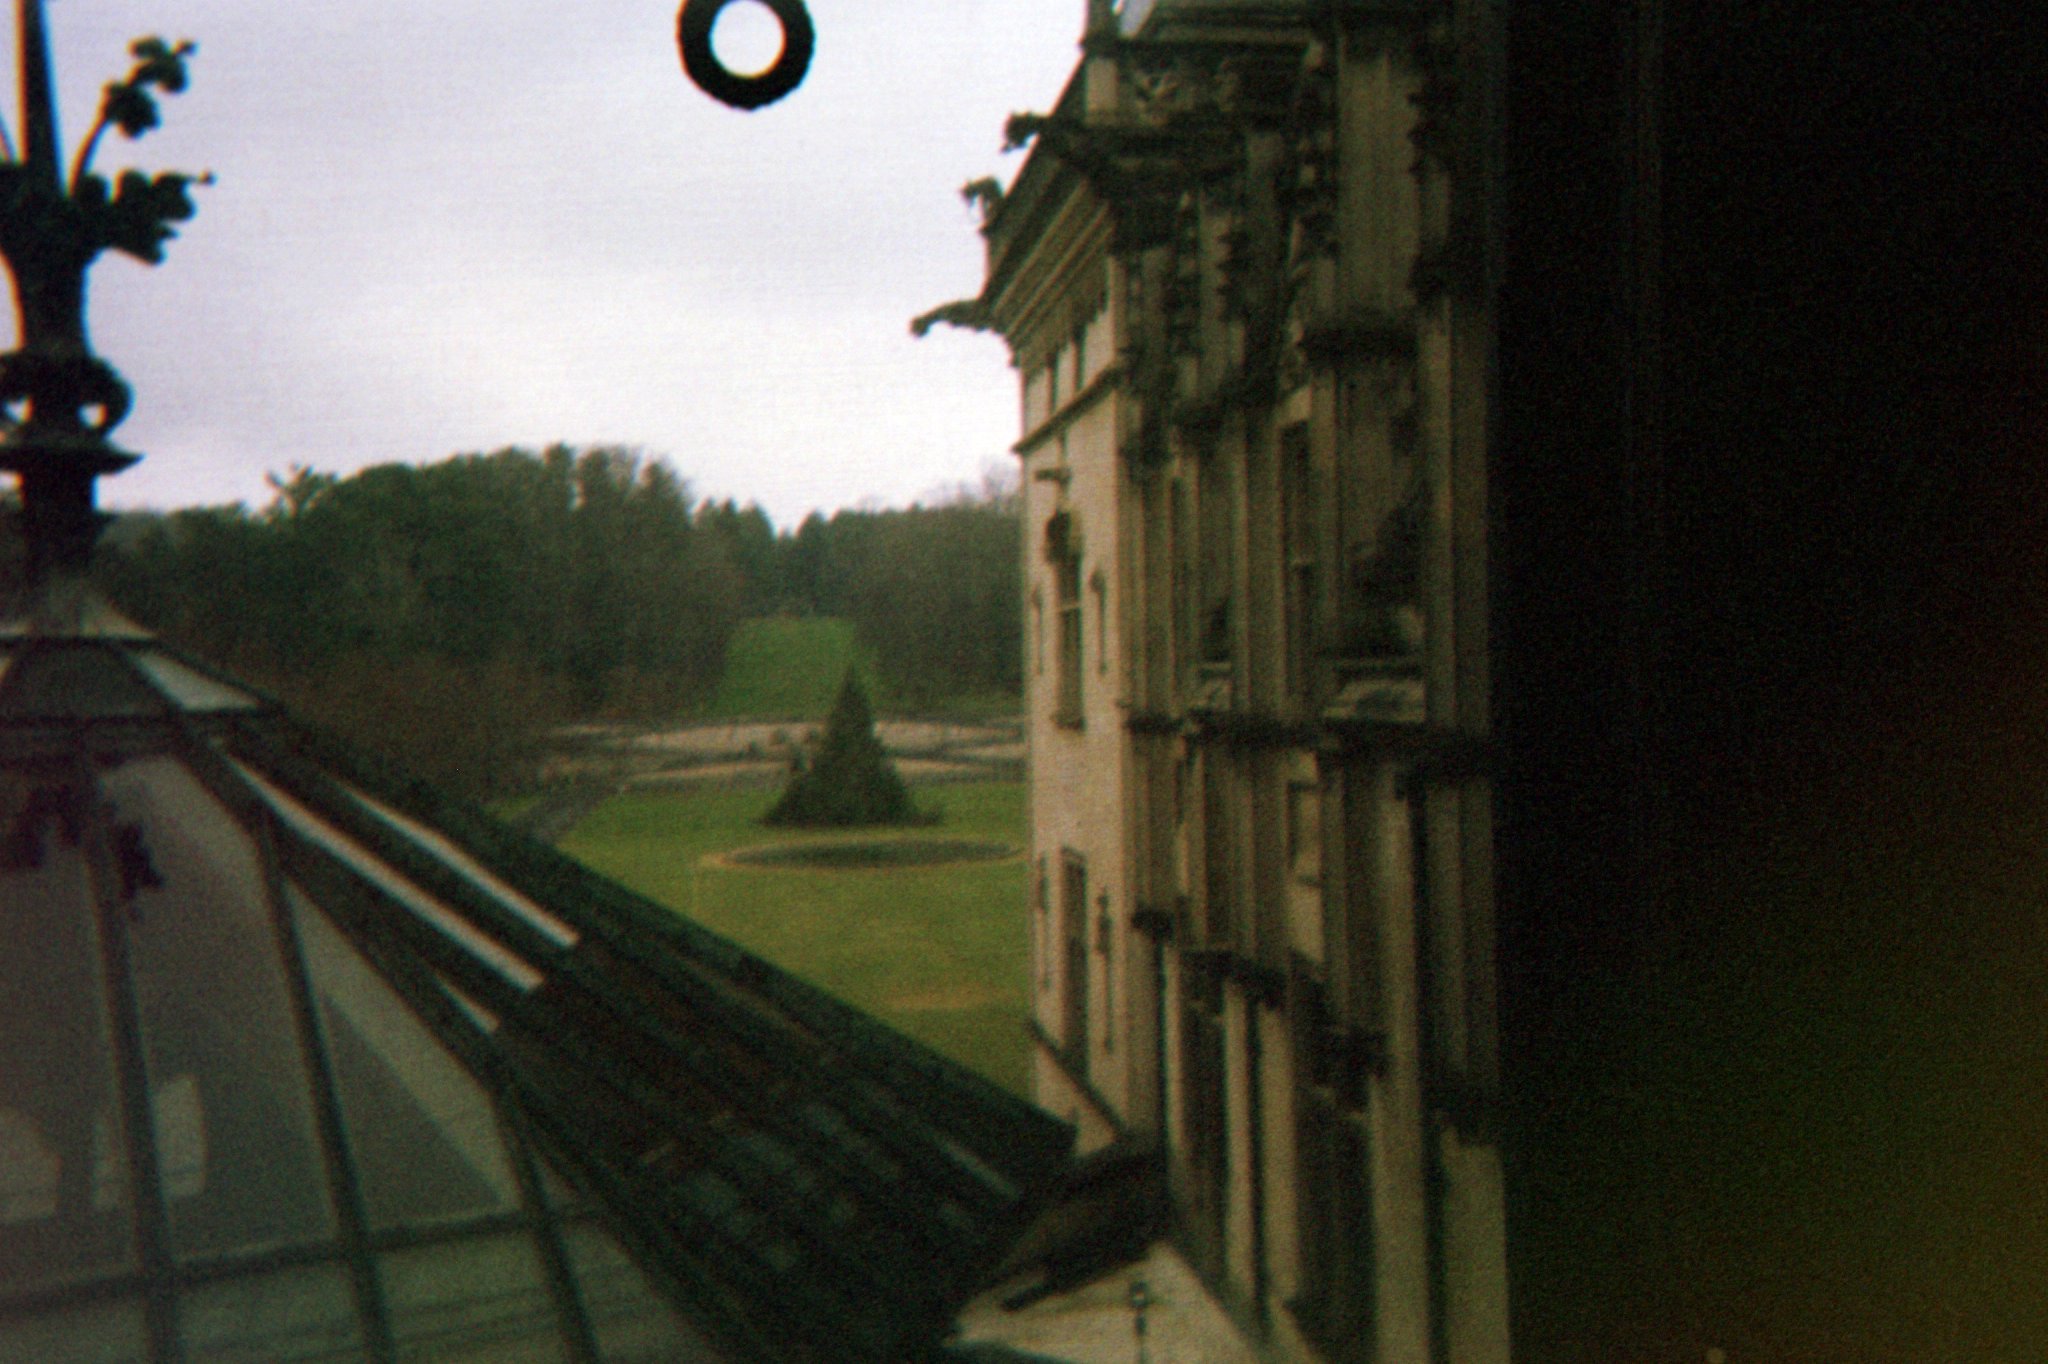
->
0, 0, 202, 582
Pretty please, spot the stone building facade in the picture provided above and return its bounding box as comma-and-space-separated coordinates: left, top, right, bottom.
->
969, 2, 1510, 1359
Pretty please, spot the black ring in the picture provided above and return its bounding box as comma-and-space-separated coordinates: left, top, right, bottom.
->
678, 0, 814, 110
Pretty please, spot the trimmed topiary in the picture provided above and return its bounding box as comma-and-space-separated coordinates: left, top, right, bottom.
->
762, 670, 932, 827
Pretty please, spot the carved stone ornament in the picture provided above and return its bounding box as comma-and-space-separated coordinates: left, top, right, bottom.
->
1124, 44, 1302, 132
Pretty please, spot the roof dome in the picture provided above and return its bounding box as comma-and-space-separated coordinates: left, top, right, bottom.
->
0, 584, 1072, 1362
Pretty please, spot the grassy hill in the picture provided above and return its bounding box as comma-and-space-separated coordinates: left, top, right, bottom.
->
700, 616, 879, 720
700, 616, 1021, 721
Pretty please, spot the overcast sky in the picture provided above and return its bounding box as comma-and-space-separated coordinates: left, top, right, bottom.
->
27, 1, 1084, 526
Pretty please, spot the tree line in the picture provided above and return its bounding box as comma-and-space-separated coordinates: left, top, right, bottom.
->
77, 446, 1019, 797
695, 470, 1020, 708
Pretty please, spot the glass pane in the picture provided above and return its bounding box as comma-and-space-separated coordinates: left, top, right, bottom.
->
437, 978, 502, 1035
341, 787, 577, 948
179, 1262, 364, 1363
381, 1233, 568, 1364
0, 774, 134, 1290
534, 1156, 586, 1214
0, 1298, 146, 1364
563, 1223, 723, 1363
235, 764, 542, 993
105, 757, 335, 1260
293, 894, 519, 1231
74, 599, 151, 642
126, 653, 259, 713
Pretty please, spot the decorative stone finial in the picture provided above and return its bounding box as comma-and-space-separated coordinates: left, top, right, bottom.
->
0, 0, 203, 580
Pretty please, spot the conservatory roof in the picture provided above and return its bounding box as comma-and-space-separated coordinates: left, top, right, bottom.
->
0, 581, 1073, 1364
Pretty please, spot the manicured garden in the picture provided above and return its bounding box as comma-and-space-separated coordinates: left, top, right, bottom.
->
557, 781, 1032, 1095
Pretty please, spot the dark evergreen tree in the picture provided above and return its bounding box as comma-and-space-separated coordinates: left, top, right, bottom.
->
762, 671, 927, 827
695, 499, 782, 616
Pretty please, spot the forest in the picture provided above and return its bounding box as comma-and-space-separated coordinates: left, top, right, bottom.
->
84, 444, 1021, 798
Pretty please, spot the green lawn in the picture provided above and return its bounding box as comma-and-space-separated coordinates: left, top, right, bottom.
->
492, 792, 541, 822
700, 617, 876, 720
557, 782, 1032, 1095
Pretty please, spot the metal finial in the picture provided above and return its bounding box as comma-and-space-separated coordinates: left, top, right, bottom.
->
18, 0, 57, 187
0, 0, 202, 582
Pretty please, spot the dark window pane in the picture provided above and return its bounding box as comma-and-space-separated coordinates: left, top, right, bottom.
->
1055, 545, 1084, 726
179, 1263, 364, 1363
0, 1298, 145, 1363
563, 1222, 724, 1363
1062, 854, 1089, 1068
381, 1233, 568, 1364
107, 757, 335, 1260
292, 893, 519, 1231
0, 776, 134, 1291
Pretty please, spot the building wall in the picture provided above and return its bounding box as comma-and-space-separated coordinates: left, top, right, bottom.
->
1014, 198, 1134, 1147
981, 3, 1508, 1360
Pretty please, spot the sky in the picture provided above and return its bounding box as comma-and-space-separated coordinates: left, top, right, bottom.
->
24, 1, 1087, 526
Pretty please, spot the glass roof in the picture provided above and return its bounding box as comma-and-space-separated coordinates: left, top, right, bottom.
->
0, 588, 1072, 1364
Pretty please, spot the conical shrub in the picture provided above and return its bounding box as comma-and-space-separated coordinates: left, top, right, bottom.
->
762, 671, 928, 827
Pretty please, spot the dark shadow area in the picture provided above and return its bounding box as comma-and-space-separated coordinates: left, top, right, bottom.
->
1497, 3, 2048, 1359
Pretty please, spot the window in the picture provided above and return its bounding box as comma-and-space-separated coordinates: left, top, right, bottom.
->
1280, 422, 1320, 700
1035, 856, 1051, 990
1287, 777, 1326, 961
0, 777, 134, 1294
1030, 588, 1044, 677
1287, 780, 1322, 887
1058, 554, 1084, 725
1177, 953, 1228, 1285
1090, 569, 1109, 676
1197, 463, 1234, 676
1290, 967, 1372, 1360
1080, 303, 1114, 389
1047, 513, 1084, 728
1200, 757, 1239, 951
1023, 365, 1051, 431
1171, 479, 1193, 677
1095, 892, 1114, 1055
109, 757, 337, 1261
1061, 854, 1090, 1072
